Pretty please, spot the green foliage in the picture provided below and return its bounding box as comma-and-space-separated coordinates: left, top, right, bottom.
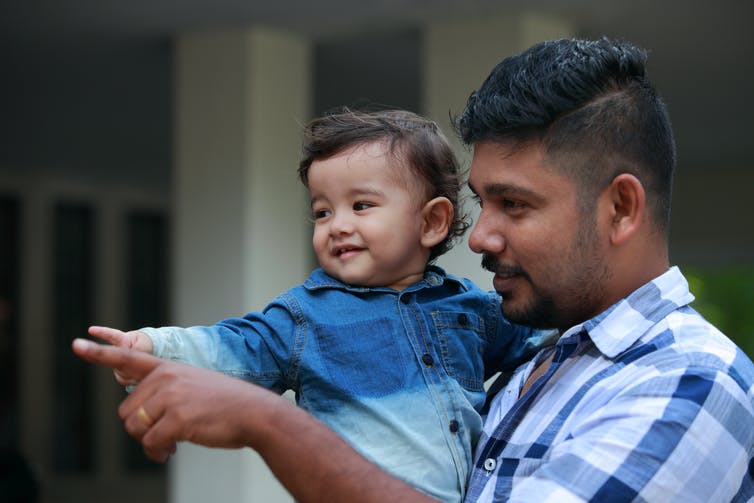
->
685, 266, 754, 357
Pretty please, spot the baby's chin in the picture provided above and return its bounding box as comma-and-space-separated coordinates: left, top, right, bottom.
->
320, 268, 386, 289
319, 266, 360, 285
320, 261, 427, 291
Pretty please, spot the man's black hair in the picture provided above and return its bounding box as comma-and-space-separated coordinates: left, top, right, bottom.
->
457, 37, 676, 231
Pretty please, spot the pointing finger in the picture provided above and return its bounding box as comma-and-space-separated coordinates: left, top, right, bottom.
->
72, 338, 160, 382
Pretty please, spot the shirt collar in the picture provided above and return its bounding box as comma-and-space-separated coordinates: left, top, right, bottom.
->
302, 265, 459, 293
563, 266, 696, 358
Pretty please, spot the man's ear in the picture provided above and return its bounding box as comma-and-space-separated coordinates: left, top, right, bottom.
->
605, 173, 645, 246
420, 197, 453, 248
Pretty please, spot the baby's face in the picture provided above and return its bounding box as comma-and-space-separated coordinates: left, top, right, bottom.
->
307, 141, 431, 291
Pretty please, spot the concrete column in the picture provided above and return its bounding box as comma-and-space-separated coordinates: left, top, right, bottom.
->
171, 26, 311, 503
423, 13, 573, 287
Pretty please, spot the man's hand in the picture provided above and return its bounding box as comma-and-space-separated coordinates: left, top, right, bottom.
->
72, 338, 282, 462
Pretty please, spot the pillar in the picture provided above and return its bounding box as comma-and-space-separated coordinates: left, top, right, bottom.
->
170, 26, 311, 503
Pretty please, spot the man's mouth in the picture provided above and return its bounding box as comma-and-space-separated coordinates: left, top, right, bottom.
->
481, 254, 530, 295
481, 254, 525, 277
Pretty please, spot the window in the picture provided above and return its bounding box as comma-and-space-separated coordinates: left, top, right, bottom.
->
0, 195, 20, 450
125, 209, 169, 472
0, 181, 169, 501
52, 203, 95, 471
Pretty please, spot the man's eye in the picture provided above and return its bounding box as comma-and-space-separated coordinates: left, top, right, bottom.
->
471, 194, 483, 208
503, 199, 526, 210
353, 202, 373, 211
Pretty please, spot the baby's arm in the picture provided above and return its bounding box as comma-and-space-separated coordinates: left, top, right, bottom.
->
134, 298, 299, 391
88, 325, 155, 385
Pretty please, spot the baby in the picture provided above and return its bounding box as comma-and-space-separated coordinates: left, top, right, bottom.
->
89, 109, 551, 502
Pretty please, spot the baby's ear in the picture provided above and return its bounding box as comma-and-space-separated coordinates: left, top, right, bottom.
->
420, 197, 453, 248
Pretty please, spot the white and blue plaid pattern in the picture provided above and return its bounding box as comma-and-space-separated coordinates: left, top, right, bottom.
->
466, 267, 754, 502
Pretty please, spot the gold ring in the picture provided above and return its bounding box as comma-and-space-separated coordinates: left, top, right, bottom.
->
136, 406, 155, 427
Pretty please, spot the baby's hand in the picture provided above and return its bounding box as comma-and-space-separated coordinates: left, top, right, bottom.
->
88, 326, 154, 386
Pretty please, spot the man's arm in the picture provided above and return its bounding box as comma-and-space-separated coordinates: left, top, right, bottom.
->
72, 339, 435, 503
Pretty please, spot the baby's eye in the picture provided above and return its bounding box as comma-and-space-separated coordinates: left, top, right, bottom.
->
353, 201, 374, 211
312, 209, 331, 219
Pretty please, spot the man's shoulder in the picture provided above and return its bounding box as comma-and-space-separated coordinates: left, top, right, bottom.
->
666, 306, 754, 382
618, 305, 754, 400
657, 305, 741, 359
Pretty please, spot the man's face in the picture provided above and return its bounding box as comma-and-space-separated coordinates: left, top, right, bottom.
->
467, 141, 611, 330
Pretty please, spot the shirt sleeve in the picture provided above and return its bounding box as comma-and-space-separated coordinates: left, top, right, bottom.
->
142, 294, 301, 393
505, 366, 754, 503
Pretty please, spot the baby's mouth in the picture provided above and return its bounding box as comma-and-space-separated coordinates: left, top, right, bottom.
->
334, 245, 364, 257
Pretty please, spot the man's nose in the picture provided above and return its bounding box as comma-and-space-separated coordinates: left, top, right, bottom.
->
468, 210, 505, 254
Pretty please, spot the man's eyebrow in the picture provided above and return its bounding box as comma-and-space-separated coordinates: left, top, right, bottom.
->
468, 181, 538, 199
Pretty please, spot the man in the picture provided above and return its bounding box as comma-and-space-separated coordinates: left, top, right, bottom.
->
456, 37, 754, 502
74, 37, 754, 502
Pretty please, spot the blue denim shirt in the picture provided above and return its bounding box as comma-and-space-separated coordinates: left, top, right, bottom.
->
143, 266, 548, 502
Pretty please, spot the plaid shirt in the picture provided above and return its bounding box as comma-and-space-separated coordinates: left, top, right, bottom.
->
466, 266, 754, 502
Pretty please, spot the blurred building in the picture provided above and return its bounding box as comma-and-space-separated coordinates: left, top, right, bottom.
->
1, 1, 752, 501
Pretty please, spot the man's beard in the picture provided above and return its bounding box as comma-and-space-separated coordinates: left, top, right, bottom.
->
481, 254, 560, 328
479, 212, 609, 331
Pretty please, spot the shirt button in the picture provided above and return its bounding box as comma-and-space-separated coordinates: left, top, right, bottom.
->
421, 353, 434, 366
400, 295, 410, 304
483, 458, 497, 472
449, 419, 459, 433
457, 313, 468, 325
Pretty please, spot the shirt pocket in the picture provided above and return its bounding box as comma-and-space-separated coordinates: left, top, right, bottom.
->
431, 311, 486, 392
313, 318, 410, 399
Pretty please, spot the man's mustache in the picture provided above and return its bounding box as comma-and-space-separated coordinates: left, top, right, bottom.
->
481, 254, 526, 277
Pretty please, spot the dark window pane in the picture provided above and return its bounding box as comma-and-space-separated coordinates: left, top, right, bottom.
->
125, 209, 169, 473
52, 203, 95, 472
126, 210, 169, 330
0, 195, 20, 450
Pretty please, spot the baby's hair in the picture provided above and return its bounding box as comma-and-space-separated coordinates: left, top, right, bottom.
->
299, 107, 469, 262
